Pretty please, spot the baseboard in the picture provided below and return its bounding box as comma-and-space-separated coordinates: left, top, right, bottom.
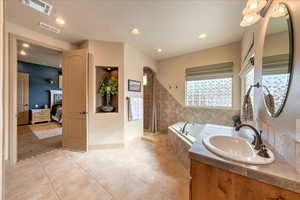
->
124, 136, 141, 146
5, 159, 12, 169
88, 143, 124, 150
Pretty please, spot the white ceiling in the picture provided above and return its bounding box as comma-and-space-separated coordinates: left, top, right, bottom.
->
7, 0, 245, 60
17, 40, 62, 68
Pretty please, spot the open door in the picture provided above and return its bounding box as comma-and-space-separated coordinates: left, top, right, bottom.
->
17, 72, 29, 125
62, 49, 88, 151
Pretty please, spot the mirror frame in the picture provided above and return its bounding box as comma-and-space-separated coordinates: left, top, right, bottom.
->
263, 2, 294, 118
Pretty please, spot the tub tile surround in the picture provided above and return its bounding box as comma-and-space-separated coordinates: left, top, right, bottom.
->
167, 127, 192, 169
155, 80, 240, 132
189, 124, 300, 194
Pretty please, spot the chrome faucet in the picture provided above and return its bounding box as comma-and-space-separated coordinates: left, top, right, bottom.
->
235, 124, 263, 151
181, 121, 190, 135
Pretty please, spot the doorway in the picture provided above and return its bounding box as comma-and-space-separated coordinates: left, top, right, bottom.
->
17, 40, 63, 160
143, 67, 158, 135
8, 34, 89, 165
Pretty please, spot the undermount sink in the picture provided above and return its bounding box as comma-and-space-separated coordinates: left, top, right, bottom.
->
203, 135, 275, 165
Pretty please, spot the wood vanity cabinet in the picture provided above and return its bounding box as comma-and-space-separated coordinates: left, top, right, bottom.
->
190, 160, 300, 200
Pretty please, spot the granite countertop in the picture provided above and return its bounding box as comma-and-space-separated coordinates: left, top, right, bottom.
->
189, 124, 300, 194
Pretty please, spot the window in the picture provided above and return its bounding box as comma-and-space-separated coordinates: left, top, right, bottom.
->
186, 78, 232, 107
143, 74, 147, 86
185, 62, 233, 108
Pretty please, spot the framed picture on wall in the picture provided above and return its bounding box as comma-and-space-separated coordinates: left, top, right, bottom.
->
128, 79, 141, 92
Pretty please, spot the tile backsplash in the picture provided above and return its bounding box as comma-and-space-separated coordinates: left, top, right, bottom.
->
155, 80, 240, 132
259, 119, 300, 172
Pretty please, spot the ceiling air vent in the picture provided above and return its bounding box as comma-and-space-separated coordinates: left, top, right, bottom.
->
39, 22, 61, 34
21, 0, 53, 16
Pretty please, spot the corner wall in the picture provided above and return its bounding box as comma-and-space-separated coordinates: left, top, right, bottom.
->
0, 0, 5, 198
123, 44, 156, 142
156, 42, 241, 132
87, 41, 156, 147
87, 40, 125, 148
241, 0, 300, 171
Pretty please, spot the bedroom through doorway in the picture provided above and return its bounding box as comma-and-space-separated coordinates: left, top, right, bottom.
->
17, 40, 63, 161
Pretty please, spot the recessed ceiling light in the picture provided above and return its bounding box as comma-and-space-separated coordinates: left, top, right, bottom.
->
157, 49, 162, 53
131, 28, 140, 35
56, 17, 65, 25
20, 50, 27, 56
198, 33, 208, 39
22, 43, 30, 48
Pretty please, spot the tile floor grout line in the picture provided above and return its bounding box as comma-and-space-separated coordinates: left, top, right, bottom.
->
62, 150, 118, 200
36, 156, 63, 200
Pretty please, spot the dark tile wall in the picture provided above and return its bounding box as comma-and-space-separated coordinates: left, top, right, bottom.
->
143, 68, 154, 130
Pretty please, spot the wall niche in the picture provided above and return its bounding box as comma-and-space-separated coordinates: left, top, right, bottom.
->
96, 66, 119, 113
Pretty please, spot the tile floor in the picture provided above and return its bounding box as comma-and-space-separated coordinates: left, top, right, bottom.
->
18, 122, 62, 160
6, 134, 190, 200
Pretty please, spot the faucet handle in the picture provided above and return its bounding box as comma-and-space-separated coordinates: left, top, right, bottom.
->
258, 144, 270, 158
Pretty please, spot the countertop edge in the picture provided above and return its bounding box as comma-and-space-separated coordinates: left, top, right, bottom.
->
188, 124, 300, 194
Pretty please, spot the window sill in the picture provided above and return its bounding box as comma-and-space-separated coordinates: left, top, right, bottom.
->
184, 105, 240, 111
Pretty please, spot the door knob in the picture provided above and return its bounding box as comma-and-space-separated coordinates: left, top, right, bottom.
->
80, 112, 88, 115
24, 104, 28, 106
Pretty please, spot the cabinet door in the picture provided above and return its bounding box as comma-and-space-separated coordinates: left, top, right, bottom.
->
191, 161, 300, 200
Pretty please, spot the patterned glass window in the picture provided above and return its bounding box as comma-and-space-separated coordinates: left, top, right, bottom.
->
262, 73, 289, 111
185, 78, 232, 107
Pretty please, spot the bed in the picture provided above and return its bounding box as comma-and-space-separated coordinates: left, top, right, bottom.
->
50, 90, 63, 123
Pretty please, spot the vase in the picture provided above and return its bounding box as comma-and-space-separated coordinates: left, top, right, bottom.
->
101, 93, 114, 112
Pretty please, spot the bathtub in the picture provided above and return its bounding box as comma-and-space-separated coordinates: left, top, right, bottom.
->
168, 122, 206, 169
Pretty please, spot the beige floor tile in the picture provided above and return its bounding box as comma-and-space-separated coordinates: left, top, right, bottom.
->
6, 134, 189, 200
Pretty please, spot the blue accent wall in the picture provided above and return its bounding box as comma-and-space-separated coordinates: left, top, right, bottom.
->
18, 61, 62, 109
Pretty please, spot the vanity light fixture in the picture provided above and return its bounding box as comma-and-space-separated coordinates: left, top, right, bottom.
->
240, 0, 272, 27
22, 43, 30, 48
271, 3, 288, 18
198, 33, 207, 39
240, 13, 261, 27
157, 48, 162, 53
20, 50, 27, 56
243, 0, 267, 15
56, 17, 65, 25
131, 28, 140, 35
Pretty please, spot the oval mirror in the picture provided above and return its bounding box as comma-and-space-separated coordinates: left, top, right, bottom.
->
262, 3, 294, 118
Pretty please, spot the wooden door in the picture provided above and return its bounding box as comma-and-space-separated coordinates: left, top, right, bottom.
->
17, 73, 29, 125
62, 49, 88, 151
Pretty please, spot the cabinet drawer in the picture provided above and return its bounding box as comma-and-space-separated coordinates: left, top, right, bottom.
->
34, 112, 49, 117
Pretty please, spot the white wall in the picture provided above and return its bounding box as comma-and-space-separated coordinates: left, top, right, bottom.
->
87, 41, 156, 147
87, 40, 125, 148
157, 42, 241, 109
123, 44, 156, 142
0, 0, 4, 199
